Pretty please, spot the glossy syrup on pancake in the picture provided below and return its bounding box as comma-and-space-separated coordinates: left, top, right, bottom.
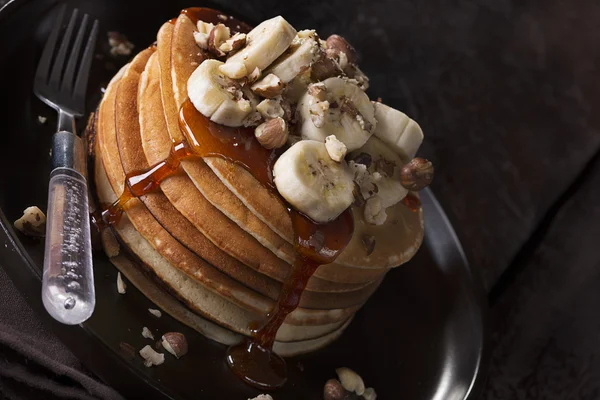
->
93, 7, 356, 391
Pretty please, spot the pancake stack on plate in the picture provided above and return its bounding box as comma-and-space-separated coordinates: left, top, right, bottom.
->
89, 8, 425, 356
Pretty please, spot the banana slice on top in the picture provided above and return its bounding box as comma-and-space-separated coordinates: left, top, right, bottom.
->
297, 77, 376, 152
225, 16, 297, 76
273, 140, 355, 223
372, 102, 423, 161
187, 59, 254, 127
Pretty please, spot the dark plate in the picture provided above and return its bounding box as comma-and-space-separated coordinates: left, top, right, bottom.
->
0, 0, 488, 398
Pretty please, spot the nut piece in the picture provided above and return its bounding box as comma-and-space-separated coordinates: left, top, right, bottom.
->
400, 157, 434, 191
311, 51, 343, 81
255, 117, 288, 149
325, 135, 347, 162
251, 73, 285, 98
324, 379, 352, 400
248, 395, 274, 400
307, 82, 328, 101
220, 32, 246, 53
336, 367, 366, 396
14, 206, 46, 237
257, 99, 285, 120
219, 61, 248, 79
139, 345, 165, 367
142, 327, 154, 340
194, 21, 215, 50
208, 24, 231, 57
148, 308, 162, 318
364, 196, 387, 226
161, 332, 188, 359
116, 272, 127, 294
108, 32, 134, 56
363, 387, 377, 400
247, 67, 262, 83
326, 34, 357, 64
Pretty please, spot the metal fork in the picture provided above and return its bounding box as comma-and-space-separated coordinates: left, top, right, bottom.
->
34, 5, 99, 325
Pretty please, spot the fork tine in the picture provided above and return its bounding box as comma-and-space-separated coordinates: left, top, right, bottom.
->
48, 9, 78, 92
34, 4, 66, 88
73, 19, 99, 105
61, 14, 89, 95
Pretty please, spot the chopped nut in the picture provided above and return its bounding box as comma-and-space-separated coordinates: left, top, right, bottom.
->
251, 73, 285, 98
148, 308, 162, 318
364, 196, 387, 226
255, 117, 288, 149
197, 20, 215, 34
363, 387, 377, 400
257, 99, 285, 120
361, 235, 376, 256
208, 24, 231, 57
142, 327, 154, 340
108, 32, 134, 56
348, 152, 372, 168
400, 158, 434, 191
311, 51, 343, 81
248, 395, 273, 400
193, 31, 210, 49
161, 332, 188, 359
325, 135, 347, 162
219, 61, 248, 79
307, 82, 328, 101
37, 115, 47, 124
242, 111, 263, 128
217, 13, 228, 21
336, 367, 366, 396
116, 272, 127, 294
353, 182, 366, 207
326, 34, 357, 64
247, 67, 262, 83
220, 32, 246, 53
324, 379, 352, 400
309, 100, 330, 128
139, 345, 165, 367
14, 206, 46, 237
345, 64, 370, 90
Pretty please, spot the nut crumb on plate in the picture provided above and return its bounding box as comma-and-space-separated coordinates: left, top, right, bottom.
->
148, 308, 162, 318
116, 272, 126, 294
142, 327, 154, 340
13, 206, 46, 237
139, 345, 164, 367
248, 395, 273, 400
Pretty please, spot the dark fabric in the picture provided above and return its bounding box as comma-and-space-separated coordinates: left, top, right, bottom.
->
0, 266, 123, 400
484, 155, 600, 399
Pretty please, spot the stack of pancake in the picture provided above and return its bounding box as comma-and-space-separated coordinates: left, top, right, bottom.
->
90, 9, 424, 356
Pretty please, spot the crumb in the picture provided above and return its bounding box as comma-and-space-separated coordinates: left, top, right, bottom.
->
248, 395, 273, 400
37, 115, 47, 124
116, 272, 127, 294
14, 206, 46, 237
148, 308, 162, 318
217, 14, 228, 21
297, 361, 304, 372
108, 31, 135, 56
142, 326, 154, 340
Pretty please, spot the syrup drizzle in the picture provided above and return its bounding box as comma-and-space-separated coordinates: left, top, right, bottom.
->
94, 6, 420, 392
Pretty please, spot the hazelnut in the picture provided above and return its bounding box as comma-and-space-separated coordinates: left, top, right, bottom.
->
161, 332, 188, 359
400, 157, 434, 191
311, 52, 343, 81
255, 117, 288, 149
257, 99, 285, 120
326, 34, 357, 64
336, 367, 366, 396
247, 67, 262, 83
208, 24, 231, 57
324, 379, 352, 400
251, 73, 285, 98
223, 32, 246, 53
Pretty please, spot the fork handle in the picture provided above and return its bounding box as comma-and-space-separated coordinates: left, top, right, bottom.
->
42, 132, 95, 325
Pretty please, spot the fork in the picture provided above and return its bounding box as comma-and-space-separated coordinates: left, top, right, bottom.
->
34, 5, 99, 325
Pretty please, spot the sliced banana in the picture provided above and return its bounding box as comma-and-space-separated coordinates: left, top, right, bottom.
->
187, 59, 253, 127
225, 16, 297, 76
273, 140, 355, 223
265, 30, 320, 83
349, 135, 408, 224
372, 102, 423, 161
297, 77, 375, 151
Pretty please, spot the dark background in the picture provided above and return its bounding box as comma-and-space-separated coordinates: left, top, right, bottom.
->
1, 0, 600, 398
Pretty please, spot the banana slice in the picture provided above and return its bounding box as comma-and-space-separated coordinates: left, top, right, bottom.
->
348, 135, 408, 225
187, 59, 253, 127
273, 140, 355, 223
225, 16, 297, 76
297, 77, 376, 151
265, 30, 320, 83
372, 102, 423, 161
